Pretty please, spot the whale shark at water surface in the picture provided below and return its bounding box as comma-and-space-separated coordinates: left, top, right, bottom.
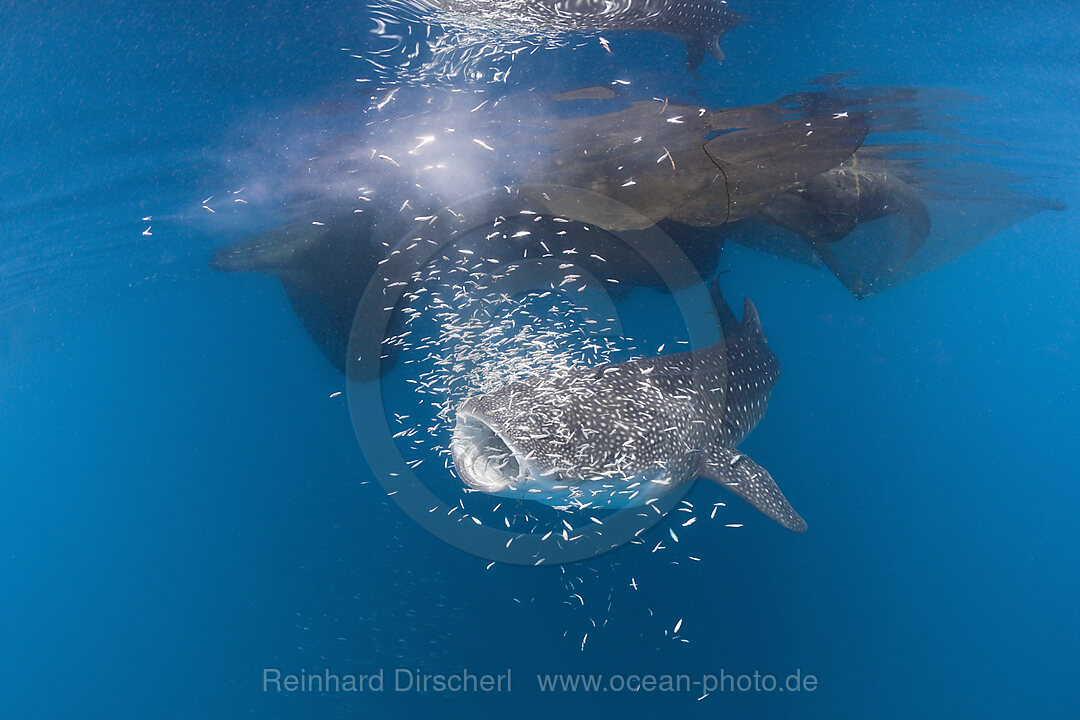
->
414, 0, 746, 70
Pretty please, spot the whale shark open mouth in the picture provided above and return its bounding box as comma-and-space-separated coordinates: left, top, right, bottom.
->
451, 411, 525, 493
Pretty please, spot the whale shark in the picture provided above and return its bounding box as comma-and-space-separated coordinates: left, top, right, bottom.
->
450, 284, 807, 532
414, 0, 746, 70
209, 86, 866, 378
210, 83, 1064, 376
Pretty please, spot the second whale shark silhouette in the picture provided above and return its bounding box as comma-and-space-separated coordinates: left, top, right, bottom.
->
209, 84, 1063, 373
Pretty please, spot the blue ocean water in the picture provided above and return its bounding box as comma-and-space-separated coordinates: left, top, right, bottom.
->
2, 1, 1078, 718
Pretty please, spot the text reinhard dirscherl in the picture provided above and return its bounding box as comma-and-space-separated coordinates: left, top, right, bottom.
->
262, 667, 819, 695
263, 668, 512, 693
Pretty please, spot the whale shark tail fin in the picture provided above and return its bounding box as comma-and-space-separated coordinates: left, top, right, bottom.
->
740, 297, 767, 344
708, 278, 741, 338
708, 279, 768, 344
702, 447, 807, 533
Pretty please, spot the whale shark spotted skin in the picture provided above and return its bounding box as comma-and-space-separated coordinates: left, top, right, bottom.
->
417, 0, 745, 70
451, 286, 806, 533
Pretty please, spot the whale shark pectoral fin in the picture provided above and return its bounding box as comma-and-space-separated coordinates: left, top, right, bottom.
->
701, 448, 807, 533
682, 31, 726, 73
708, 34, 725, 62
677, 30, 717, 73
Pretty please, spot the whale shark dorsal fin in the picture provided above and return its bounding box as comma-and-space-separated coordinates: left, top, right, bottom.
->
701, 448, 806, 533
741, 297, 767, 344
